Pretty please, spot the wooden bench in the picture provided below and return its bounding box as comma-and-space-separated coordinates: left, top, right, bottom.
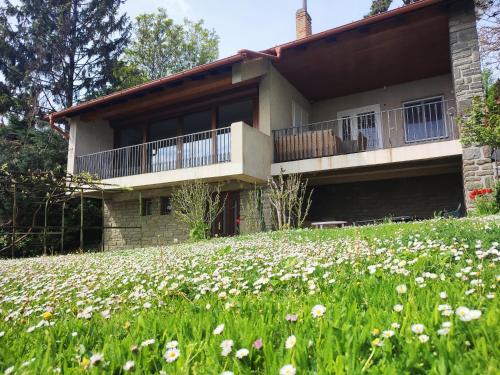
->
311, 221, 348, 229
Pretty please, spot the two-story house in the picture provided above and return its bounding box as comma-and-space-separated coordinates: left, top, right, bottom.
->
50, 0, 496, 249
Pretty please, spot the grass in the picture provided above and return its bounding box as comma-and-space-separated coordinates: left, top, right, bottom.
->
0, 216, 499, 374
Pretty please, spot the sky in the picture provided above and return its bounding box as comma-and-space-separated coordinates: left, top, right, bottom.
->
122, 0, 409, 59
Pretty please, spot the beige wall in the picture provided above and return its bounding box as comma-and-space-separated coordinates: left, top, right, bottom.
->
67, 117, 113, 174
310, 74, 456, 148
258, 65, 311, 135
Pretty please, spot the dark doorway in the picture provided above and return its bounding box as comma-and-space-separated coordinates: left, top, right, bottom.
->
212, 191, 240, 237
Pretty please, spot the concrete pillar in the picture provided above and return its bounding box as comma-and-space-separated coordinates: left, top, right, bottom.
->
449, 0, 495, 210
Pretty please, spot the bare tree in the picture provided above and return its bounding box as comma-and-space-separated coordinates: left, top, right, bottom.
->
476, 0, 500, 71
170, 180, 224, 240
242, 185, 266, 233
268, 169, 312, 230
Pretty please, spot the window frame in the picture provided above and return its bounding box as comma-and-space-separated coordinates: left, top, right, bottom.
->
141, 198, 153, 216
160, 197, 172, 216
402, 95, 448, 144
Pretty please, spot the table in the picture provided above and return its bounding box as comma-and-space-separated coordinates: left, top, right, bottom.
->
311, 221, 348, 229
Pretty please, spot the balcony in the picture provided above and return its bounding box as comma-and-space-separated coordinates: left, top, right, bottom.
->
271, 99, 462, 176
273, 99, 459, 163
74, 122, 272, 188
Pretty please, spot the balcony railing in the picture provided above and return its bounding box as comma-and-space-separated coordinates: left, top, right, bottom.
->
75, 127, 231, 179
273, 99, 458, 163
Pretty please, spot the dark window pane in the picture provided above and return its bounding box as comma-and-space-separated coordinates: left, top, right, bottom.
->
141, 198, 153, 216
150, 119, 179, 141
160, 197, 172, 215
183, 111, 212, 134
218, 100, 253, 128
404, 97, 445, 142
116, 127, 143, 148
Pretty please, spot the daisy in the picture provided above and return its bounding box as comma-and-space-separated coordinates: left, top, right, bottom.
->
437, 328, 449, 336
213, 324, 224, 335
411, 324, 425, 334
418, 334, 429, 343
235, 348, 249, 359
220, 340, 234, 356
123, 361, 135, 372
396, 284, 407, 294
285, 335, 296, 349
141, 338, 155, 347
311, 304, 326, 318
439, 291, 448, 299
280, 364, 296, 375
393, 304, 403, 312
253, 338, 263, 350
164, 348, 180, 363
166, 340, 178, 349
391, 322, 401, 329
381, 330, 395, 338
89, 353, 103, 366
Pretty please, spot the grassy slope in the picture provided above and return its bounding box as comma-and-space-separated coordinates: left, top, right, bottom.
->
0, 217, 499, 374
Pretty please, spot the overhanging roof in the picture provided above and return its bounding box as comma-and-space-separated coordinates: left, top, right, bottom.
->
49, 0, 451, 122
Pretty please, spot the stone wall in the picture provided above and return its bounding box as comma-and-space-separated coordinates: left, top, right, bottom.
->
239, 187, 273, 234
308, 173, 465, 223
448, 0, 496, 209
103, 196, 188, 250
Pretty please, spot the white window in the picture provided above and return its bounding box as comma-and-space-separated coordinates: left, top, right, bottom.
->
337, 104, 382, 150
403, 96, 447, 143
292, 101, 309, 129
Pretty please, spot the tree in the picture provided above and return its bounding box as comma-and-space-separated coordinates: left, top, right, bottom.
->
0, 0, 130, 119
366, 0, 417, 17
117, 8, 219, 86
476, 0, 500, 71
459, 71, 500, 150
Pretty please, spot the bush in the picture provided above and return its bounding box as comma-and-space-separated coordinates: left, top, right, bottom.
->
470, 187, 499, 215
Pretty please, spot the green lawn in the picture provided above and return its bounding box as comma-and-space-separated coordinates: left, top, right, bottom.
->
0, 217, 499, 374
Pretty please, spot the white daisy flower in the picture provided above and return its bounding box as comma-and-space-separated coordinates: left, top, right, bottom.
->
396, 284, 407, 294
164, 348, 180, 363
411, 324, 425, 334
280, 364, 296, 375
311, 304, 326, 318
213, 324, 224, 335
418, 334, 429, 343
235, 348, 249, 359
123, 361, 135, 371
285, 335, 296, 349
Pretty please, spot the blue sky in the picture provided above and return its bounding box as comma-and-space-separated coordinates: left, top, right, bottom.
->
123, 0, 408, 58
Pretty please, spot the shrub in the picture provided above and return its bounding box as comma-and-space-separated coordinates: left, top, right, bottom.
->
470, 187, 499, 215
170, 180, 224, 241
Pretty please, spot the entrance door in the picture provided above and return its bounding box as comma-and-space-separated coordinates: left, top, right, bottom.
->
212, 191, 240, 237
337, 105, 382, 150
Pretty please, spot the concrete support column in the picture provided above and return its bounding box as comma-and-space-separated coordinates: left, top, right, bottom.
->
449, 0, 495, 210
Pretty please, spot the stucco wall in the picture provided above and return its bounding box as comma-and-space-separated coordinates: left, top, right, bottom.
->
310, 74, 456, 148
67, 117, 113, 174
259, 65, 311, 135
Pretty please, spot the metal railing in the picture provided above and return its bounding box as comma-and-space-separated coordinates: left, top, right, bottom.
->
273, 99, 457, 163
75, 127, 231, 179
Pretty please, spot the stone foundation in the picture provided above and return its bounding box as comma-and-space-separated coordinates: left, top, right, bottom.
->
103, 196, 188, 250
448, 0, 496, 210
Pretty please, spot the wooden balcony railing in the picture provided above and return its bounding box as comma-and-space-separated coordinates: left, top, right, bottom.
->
75, 127, 231, 179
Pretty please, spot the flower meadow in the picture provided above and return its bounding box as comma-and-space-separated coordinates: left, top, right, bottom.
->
0, 217, 499, 374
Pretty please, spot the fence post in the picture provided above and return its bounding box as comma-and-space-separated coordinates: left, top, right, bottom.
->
61, 201, 65, 253
80, 189, 84, 250
11, 183, 16, 259
139, 192, 143, 249
101, 190, 105, 252
43, 198, 49, 256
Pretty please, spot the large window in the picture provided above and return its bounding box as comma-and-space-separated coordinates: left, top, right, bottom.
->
404, 97, 447, 143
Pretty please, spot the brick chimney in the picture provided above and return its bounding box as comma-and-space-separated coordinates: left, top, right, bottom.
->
296, 0, 312, 39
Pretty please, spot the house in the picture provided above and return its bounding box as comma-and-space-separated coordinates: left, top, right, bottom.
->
50, 0, 495, 249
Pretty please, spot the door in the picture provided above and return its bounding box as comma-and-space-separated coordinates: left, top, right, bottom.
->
337, 105, 382, 150
212, 191, 240, 237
